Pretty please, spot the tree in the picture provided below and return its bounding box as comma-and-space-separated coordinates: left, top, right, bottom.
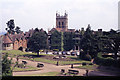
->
100, 30, 120, 60
15, 26, 21, 34
63, 32, 74, 51
6, 19, 15, 34
50, 30, 61, 51
27, 28, 48, 56
80, 24, 99, 59
6, 19, 23, 34
2, 53, 12, 76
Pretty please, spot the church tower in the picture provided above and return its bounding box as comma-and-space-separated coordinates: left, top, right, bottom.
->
56, 11, 68, 31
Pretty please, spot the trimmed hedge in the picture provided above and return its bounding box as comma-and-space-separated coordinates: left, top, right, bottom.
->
94, 52, 116, 66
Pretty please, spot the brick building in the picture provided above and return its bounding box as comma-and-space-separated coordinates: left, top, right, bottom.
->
1, 32, 27, 51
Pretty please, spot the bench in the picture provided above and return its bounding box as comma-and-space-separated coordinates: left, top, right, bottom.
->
37, 63, 44, 67
68, 69, 79, 75
22, 61, 27, 64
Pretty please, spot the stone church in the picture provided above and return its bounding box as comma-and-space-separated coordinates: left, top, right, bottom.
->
48, 11, 81, 51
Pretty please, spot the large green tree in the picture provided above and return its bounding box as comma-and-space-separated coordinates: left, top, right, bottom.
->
100, 29, 120, 60
27, 28, 48, 55
63, 32, 74, 51
80, 25, 99, 59
2, 53, 12, 76
50, 30, 61, 51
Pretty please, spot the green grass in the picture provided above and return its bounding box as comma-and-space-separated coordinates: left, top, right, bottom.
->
13, 66, 41, 72
2, 50, 91, 65
2, 50, 53, 57
75, 64, 98, 70
15, 72, 60, 76
2, 50, 35, 57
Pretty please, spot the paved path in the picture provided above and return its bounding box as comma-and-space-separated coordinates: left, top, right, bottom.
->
10, 57, 117, 76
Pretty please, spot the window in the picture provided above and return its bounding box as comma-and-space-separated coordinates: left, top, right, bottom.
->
76, 40, 79, 43
7, 44, 10, 47
62, 22, 64, 25
59, 22, 60, 26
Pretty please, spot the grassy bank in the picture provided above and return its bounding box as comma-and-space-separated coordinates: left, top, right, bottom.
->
2, 50, 91, 65
13, 66, 41, 72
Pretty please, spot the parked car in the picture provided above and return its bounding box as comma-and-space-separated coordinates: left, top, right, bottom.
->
53, 52, 59, 55
37, 63, 44, 67
66, 51, 71, 55
59, 51, 62, 55
71, 52, 76, 56
62, 51, 66, 55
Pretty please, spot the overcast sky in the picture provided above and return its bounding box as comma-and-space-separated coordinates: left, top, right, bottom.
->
0, 0, 119, 33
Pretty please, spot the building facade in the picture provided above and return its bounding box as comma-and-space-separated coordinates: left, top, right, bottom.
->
1, 32, 27, 51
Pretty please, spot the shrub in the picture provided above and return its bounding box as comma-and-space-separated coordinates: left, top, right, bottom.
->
84, 54, 92, 61
89, 63, 93, 65
94, 52, 115, 66
17, 63, 25, 68
82, 62, 87, 66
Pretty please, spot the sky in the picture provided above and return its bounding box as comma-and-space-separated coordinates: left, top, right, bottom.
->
0, 0, 119, 33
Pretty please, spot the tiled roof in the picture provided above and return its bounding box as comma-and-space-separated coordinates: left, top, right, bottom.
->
2, 35, 12, 43
2, 33, 25, 44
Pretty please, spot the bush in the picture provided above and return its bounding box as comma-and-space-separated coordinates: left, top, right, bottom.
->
94, 52, 115, 66
17, 63, 25, 68
84, 54, 92, 61
82, 62, 87, 66
89, 63, 93, 65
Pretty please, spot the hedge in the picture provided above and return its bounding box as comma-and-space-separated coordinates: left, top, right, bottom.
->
94, 52, 115, 66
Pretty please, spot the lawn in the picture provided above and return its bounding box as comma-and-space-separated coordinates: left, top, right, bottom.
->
2, 50, 91, 65
15, 72, 60, 76
75, 64, 99, 70
2, 50, 53, 57
13, 65, 41, 72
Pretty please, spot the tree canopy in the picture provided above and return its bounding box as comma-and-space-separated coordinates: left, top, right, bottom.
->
27, 28, 48, 55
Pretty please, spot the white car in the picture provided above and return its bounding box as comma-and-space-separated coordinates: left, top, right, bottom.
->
66, 51, 71, 55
